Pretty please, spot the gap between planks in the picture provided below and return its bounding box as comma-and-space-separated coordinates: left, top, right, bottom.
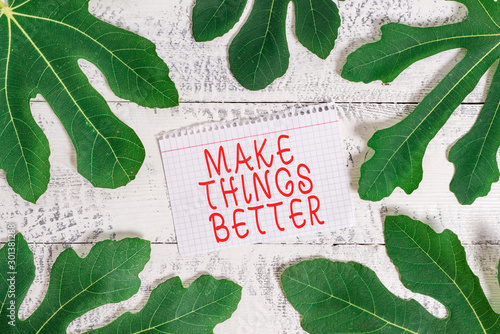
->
14, 242, 499, 246
28, 100, 486, 105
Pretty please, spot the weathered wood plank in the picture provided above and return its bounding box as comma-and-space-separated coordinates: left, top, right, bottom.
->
1, 102, 500, 246
27, 0, 482, 104
2, 0, 499, 332
11, 243, 499, 333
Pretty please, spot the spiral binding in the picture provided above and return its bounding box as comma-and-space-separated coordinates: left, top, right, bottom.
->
157, 103, 334, 140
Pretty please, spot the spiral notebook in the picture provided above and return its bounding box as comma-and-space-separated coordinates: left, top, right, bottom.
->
159, 103, 355, 255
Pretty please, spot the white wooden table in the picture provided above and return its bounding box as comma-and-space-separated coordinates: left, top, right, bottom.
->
1, 0, 500, 332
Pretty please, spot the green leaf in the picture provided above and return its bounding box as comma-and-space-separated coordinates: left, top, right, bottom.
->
192, 0, 246, 42
88, 275, 242, 333
0, 234, 242, 333
1, 234, 151, 333
193, 0, 342, 90
281, 215, 500, 333
448, 65, 500, 204
385, 215, 499, 333
341, 0, 500, 204
281, 259, 441, 333
0, 0, 178, 203
0, 233, 35, 332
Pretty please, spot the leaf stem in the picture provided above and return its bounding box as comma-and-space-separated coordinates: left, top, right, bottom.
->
0, 1, 6, 9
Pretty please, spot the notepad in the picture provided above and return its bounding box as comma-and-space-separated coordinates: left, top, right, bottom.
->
159, 103, 355, 255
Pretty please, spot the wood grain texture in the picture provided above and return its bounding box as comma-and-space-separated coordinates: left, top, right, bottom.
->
1, 102, 500, 245
1, 0, 500, 332
26, 0, 483, 104
16, 243, 500, 333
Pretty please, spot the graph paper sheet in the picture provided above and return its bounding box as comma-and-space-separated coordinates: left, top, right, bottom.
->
159, 103, 355, 255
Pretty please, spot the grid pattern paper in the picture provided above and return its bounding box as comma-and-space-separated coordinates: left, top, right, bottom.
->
159, 103, 355, 255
